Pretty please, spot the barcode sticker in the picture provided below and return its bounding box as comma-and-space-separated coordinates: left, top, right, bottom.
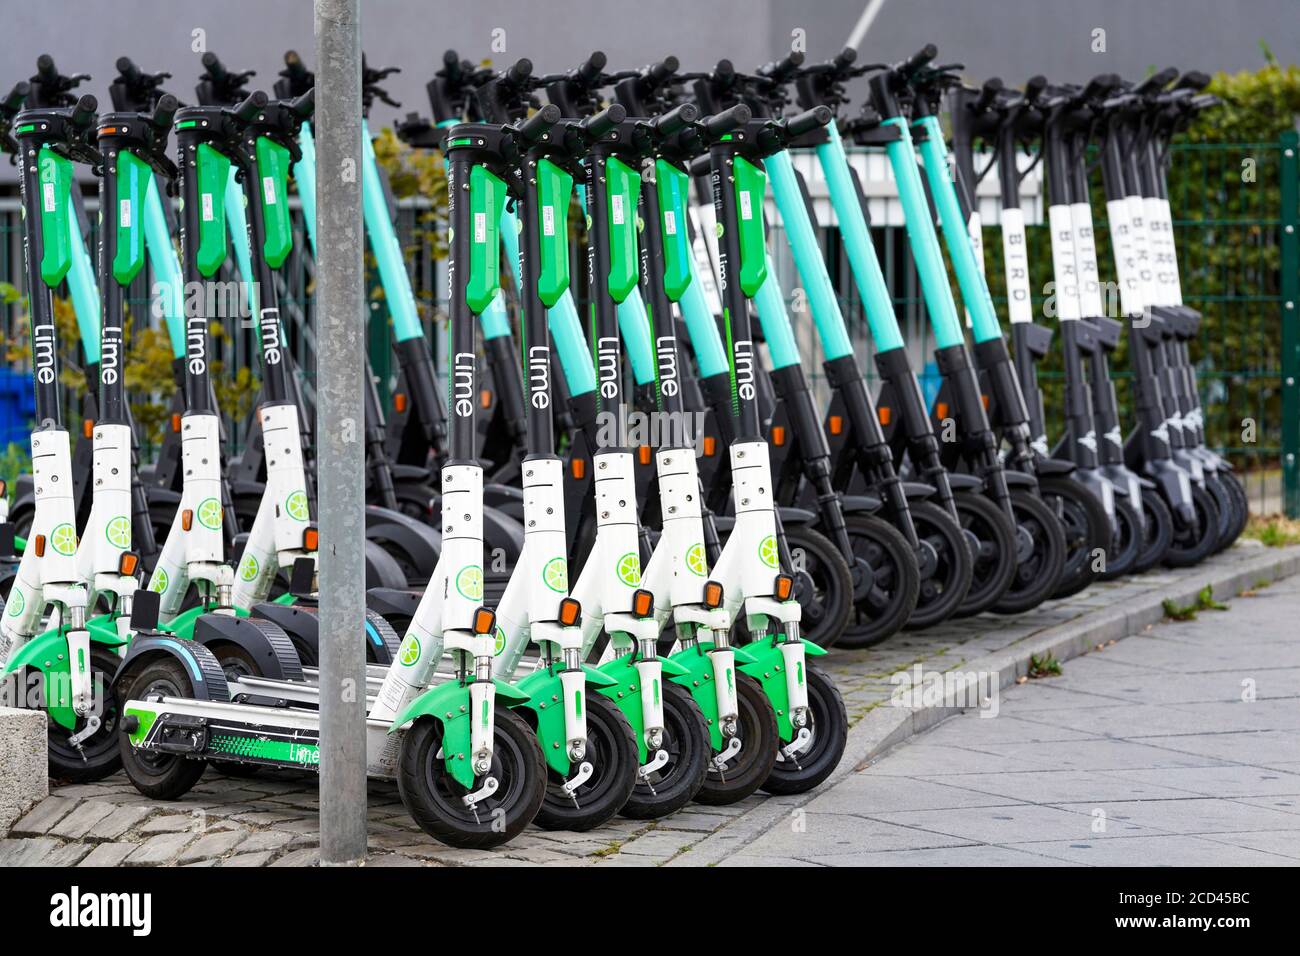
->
612, 194, 625, 225
201, 193, 214, 222
43, 182, 56, 213
262, 176, 277, 205
739, 190, 753, 221
119, 199, 131, 229
664, 210, 677, 235
474, 212, 486, 243
542, 205, 555, 236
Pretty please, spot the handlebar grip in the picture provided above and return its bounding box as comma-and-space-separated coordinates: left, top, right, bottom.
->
703, 102, 751, 138
36, 54, 59, 82
201, 51, 228, 80
503, 58, 533, 87
1177, 70, 1211, 92
784, 104, 832, 138
518, 103, 562, 142
152, 93, 179, 129
70, 94, 98, 129
290, 87, 315, 118
645, 56, 679, 86
973, 77, 1003, 112
713, 59, 736, 83
759, 51, 805, 79
897, 44, 937, 78
233, 90, 269, 122
580, 102, 626, 140
116, 57, 141, 84
1024, 75, 1047, 102
648, 101, 698, 138
2, 81, 29, 112
576, 51, 607, 84
1082, 73, 1120, 101
283, 50, 310, 79
834, 47, 858, 72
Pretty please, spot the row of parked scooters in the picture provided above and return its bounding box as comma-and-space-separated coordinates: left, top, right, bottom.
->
0, 43, 1243, 849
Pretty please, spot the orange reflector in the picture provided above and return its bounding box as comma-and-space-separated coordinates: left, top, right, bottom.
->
303, 527, 319, 552
702, 436, 717, 457
828, 415, 844, 436
981, 393, 989, 409
702, 580, 724, 609
100, 126, 118, 135
774, 573, 794, 602
638, 445, 652, 465
181, 509, 193, 531
118, 551, 139, 577
571, 457, 586, 480
394, 393, 408, 414
83, 419, 94, 439
480, 389, 492, 409
171, 413, 182, 433
558, 597, 581, 627
936, 402, 949, 421
631, 589, 654, 618
771, 426, 786, 446
473, 607, 496, 635
878, 406, 891, 426
33, 534, 46, 557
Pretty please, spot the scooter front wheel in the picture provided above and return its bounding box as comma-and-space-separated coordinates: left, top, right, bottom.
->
117, 656, 208, 798
533, 691, 638, 832
782, 524, 855, 648
835, 513, 920, 648
952, 492, 1018, 617
398, 705, 546, 849
1164, 483, 1220, 568
761, 665, 848, 796
993, 489, 1068, 614
1039, 477, 1108, 599
1206, 473, 1242, 553
694, 673, 778, 806
45, 645, 124, 784
1133, 488, 1175, 573
620, 681, 709, 818
905, 500, 974, 629
1218, 469, 1250, 544
1100, 495, 1144, 580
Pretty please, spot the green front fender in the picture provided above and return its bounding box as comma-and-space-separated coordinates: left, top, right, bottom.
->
389, 678, 532, 789
737, 638, 824, 743
3, 624, 126, 730
669, 643, 763, 753
514, 663, 617, 775
595, 654, 689, 762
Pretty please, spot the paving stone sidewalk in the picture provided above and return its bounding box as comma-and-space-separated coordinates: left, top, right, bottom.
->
1, 542, 1292, 867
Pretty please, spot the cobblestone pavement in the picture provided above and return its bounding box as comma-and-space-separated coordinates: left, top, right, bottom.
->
0, 542, 1286, 867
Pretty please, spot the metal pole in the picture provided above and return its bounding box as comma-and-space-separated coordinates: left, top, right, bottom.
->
1281, 131, 1299, 518
315, 0, 368, 865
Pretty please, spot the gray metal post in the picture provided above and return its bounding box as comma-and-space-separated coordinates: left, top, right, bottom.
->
314, 0, 368, 865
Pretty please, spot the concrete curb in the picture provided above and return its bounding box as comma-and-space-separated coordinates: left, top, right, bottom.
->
0, 706, 48, 834
667, 545, 1300, 866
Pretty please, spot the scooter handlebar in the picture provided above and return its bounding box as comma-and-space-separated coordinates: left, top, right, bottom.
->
233, 89, 269, 122
288, 87, 315, 119
36, 54, 59, 82
151, 92, 179, 129
973, 77, 1003, 113
70, 94, 98, 129
1023, 75, 1048, 103
782, 104, 832, 138
115, 57, 142, 85
702, 102, 751, 138
895, 44, 937, 80
1177, 70, 1212, 92
646, 101, 697, 138
1134, 67, 1179, 96
579, 102, 625, 140
643, 56, 680, 87
518, 103, 562, 142
282, 50, 311, 82
574, 51, 608, 85
1081, 73, 1121, 102
201, 52, 231, 81
2, 81, 29, 113
503, 58, 533, 88
757, 51, 805, 81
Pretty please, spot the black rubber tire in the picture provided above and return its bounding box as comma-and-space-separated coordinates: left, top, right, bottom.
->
533, 691, 638, 832
835, 514, 920, 649
760, 665, 848, 796
782, 524, 855, 649
993, 489, 1068, 614
1100, 494, 1144, 580
904, 500, 974, 629
117, 657, 208, 799
45, 645, 123, 784
364, 539, 410, 590
695, 673, 779, 806
1219, 469, 1250, 544
397, 705, 546, 849
208, 643, 260, 684
1205, 473, 1241, 553
1164, 482, 1221, 568
1133, 488, 1175, 573
1040, 477, 1109, 599
620, 681, 710, 818
952, 492, 1018, 618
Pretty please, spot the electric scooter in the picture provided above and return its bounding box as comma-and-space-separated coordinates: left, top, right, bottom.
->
118, 100, 549, 850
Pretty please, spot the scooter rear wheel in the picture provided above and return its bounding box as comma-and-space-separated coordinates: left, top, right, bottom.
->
1100, 495, 1144, 580
620, 681, 710, 818
44, 645, 124, 784
398, 704, 546, 849
1133, 488, 1175, 573
760, 665, 848, 796
533, 691, 638, 832
952, 492, 1018, 617
117, 656, 208, 798
1164, 482, 1221, 568
905, 500, 974, 629
835, 514, 920, 648
694, 673, 778, 806
1039, 477, 1109, 599
993, 489, 1068, 614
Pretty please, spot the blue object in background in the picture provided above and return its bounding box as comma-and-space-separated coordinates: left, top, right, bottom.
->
0, 370, 35, 449
919, 360, 941, 412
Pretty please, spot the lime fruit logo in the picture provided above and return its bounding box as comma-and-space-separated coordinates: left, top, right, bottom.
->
197, 497, 223, 531
616, 552, 641, 587
759, 534, 778, 569
239, 554, 260, 583
493, 626, 506, 656
6, 590, 23, 617
105, 516, 131, 549
685, 543, 707, 577
399, 634, 421, 666
285, 491, 309, 522
455, 566, 483, 600
50, 523, 77, 557
543, 557, 568, 593
149, 569, 169, 594
714, 222, 724, 238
